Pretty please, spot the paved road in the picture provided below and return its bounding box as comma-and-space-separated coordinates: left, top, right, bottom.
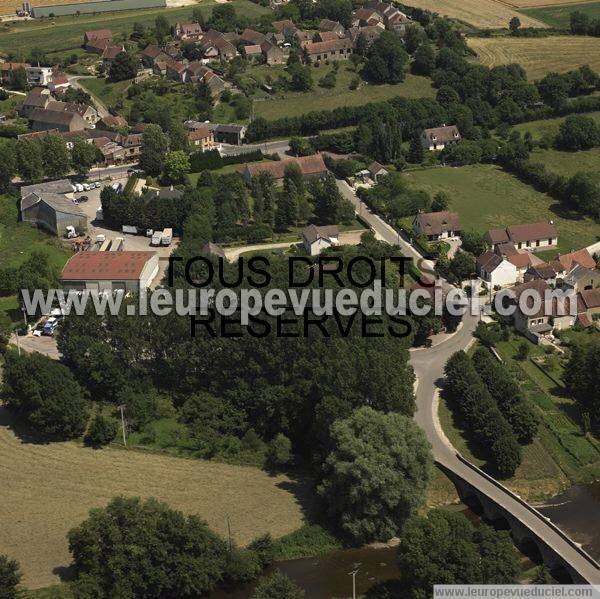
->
336, 176, 600, 581
336, 180, 436, 276
410, 309, 600, 583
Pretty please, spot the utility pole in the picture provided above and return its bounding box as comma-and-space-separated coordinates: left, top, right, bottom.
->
118, 404, 127, 446
348, 569, 359, 599
15, 332, 20, 357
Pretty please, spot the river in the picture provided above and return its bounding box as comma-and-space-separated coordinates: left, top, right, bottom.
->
208, 483, 600, 598
538, 481, 600, 561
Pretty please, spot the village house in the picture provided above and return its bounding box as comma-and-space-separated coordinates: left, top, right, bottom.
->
295, 30, 313, 44
319, 19, 345, 36
175, 22, 203, 41
200, 30, 238, 61
302, 38, 353, 62
302, 224, 340, 255
93, 137, 127, 165
29, 108, 86, 132
476, 251, 519, 289
316, 31, 341, 43
84, 29, 112, 48
486, 222, 558, 253
243, 45, 262, 61
261, 41, 285, 65
166, 58, 188, 82
365, 0, 410, 34
141, 45, 169, 68
213, 123, 246, 145
347, 26, 383, 47
549, 248, 596, 274
421, 124, 461, 151
1, 62, 30, 85
413, 210, 462, 241
351, 7, 382, 27
120, 133, 143, 159
368, 161, 388, 183
26, 66, 53, 87
48, 73, 70, 95
562, 264, 600, 293
272, 19, 296, 38
523, 262, 559, 287
19, 90, 50, 117
101, 114, 128, 131
188, 126, 216, 151
239, 154, 328, 186
102, 45, 125, 69
61, 251, 159, 293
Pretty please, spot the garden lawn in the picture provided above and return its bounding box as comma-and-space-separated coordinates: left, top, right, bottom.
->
0, 0, 269, 55
519, 1, 600, 28
77, 77, 131, 108
403, 164, 600, 253
527, 146, 600, 177
253, 68, 434, 121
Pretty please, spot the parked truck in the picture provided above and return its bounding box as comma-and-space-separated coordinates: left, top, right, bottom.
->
122, 225, 138, 235
161, 228, 173, 246
151, 230, 163, 246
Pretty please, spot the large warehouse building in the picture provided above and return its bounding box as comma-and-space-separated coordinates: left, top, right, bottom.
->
60, 251, 159, 293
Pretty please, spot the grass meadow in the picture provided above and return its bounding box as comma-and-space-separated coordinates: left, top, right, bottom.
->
513, 111, 600, 140
252, 66, 434, 121
519, 1, 600, 27
402, 164, 600, 254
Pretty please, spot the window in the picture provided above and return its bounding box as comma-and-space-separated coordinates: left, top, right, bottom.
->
536, 240, 540, 247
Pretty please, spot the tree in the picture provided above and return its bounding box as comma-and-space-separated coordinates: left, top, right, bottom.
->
570, 10, 591, 35
315, 0, 352, 27
16, 139, 44, 182
68, 496, 231, 598
412, 42, 435, 76
84, 414, 118, 448
408, 135, 424, 164
288, 64, 313, 92
516, 341, 529, 361
532, 566, 554, 584
1, 351, 89, 440
154, 14, 171, 42
555, 114, 600, 151
42, 134, 71, 178
537, 72, 570, 109
318, 406, 432, 543
0, 141, 17, 192
460, 230, 487, 256
267, 433, 292, 468
509, 16, 521, 34
108, 51, 138, 82
165, 150, 191, 183
289, 137, 315, 156
363, 31, 409, 84
0, 554, 21, 599
7, 67, 27, 91
431, 191, 450, 212
397, 509, 519, 598
71, 137, 100, 175
252, 571, 304, 599
140, 124, 168, 176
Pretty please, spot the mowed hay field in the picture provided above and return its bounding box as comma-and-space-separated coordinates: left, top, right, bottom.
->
468, 36, 600, 79
500, 0, 599, 7
398, 0, 547, 28
0, 416, 308, 589
521, 1, 600, 27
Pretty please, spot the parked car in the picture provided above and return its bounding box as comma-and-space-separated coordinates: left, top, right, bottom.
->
75, 183, 84, 192
78, 195, 89, 202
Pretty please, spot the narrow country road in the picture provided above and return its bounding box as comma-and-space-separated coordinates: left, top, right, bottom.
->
68, 75, 109, 118
220, 140, 290, 158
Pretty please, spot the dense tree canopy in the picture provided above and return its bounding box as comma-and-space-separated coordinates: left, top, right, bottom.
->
0, 554, 21, 599
318, 407, 432, 543
363, 31, 409, 84
398, 509, 519, 598
1, 350, 89, 439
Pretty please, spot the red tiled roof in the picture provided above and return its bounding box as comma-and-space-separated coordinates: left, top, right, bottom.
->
507, 221, 557, 244
414, 211, 462, 236
557, 248, 596, 272
241, 154, 327, 180
423, 124, 461, 143
85, 29, 112, 41
303, 38, 353, 55
580, 288, 600, 310
61, 251, 156, 281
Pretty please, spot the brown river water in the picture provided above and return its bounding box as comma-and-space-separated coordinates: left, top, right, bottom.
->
208, 482, 600, 598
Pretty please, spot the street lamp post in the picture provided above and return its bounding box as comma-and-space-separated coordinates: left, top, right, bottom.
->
348, 569, 359, 599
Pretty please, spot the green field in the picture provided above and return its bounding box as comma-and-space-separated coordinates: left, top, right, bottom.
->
0, 0, 269, 55
520, 2, 600, 28
513, 111, 600, 140
253, 66, 434, 120
527, 146, 600, 176
0, 194, 71, 324
403, 164, 600, 254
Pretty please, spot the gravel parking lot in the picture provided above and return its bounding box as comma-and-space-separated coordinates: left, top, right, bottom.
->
73, 178, 178, 288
